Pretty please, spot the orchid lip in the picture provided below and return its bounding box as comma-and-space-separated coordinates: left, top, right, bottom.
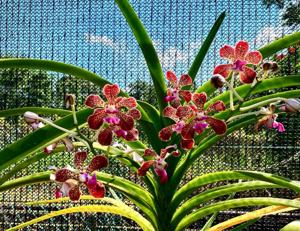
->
232, 60, 247, 71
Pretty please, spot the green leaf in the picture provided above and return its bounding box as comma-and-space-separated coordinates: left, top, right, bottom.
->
205, 74, 300, 108
230, 218, 260, 231
281, 220, 300, 231
259, 31, 300, 58
171, 181, 280, 228
171, 170, 300, 215
175, 197, 300, 231
0, 58, 111, 88
7, 204, 155, 231
0, 107, 71, 118
188, 12, 225, 81
115, 0, 167, 113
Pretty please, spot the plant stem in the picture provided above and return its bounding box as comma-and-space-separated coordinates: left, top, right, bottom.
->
240, 97, 287, 112
229, 75, 235, 110
38, 117, 77, 136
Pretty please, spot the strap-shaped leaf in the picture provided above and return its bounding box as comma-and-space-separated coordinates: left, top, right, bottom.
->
170, 181, 281, 227
7, 204, 155, 231
280, 220, 300, 231
188, 12, 225, 81
208, 199, 300, 231
0, 107, 71, 117
115, 0, 167, 113
175, 197, 300, 231
171, 170, 300, 213
205, 74, 300, 107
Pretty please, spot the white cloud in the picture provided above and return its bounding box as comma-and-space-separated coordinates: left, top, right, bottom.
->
254, 26, 290, 47
85, 33, 126, 53
158, 46, 189, 68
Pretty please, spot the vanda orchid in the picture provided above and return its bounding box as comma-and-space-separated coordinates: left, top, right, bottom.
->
1, 1, 300, 231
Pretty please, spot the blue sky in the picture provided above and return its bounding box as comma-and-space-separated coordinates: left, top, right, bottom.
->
0, 0, 294, 88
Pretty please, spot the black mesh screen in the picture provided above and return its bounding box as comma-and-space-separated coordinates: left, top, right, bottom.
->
0, 0, 300, 230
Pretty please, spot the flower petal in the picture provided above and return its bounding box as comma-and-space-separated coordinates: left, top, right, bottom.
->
138, 160, 155, 176
85, 94, 105, 108
124, 128, 139, 141
87, 109, 105, 130
245, 51, 262, 65
144, 148, 157, 157
117, 112, 134, 131
192, 92, 207, 110
117, 97, 137, 108
159, 126, 174, 141
213, 64, 233, 78
87, 155, 109, 173
62, 138, 74, 152
74, 151, 88, 169
179, 74, 192, 86
166, 70, 177, 85
207, 100, 226, 113
44, 143, 58, 154
176, 106, 194, 119
55, 168, 78, 182
128, 108, 141, 120
103, 84, 120, 103
98, 127, 113, 146
206, 117, 227, 135
154, 168, 168, 184
220, 45, 235, 60
68, 185, 81, 201
179, 90, 192, 103
180, 139, 194, 150
88, 181, 106, 198
234, 40, 249, 60
239, 66, 257, 84
181, 123, 195, 140
163, 106, 177, 120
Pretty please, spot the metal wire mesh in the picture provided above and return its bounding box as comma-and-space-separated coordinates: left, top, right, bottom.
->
0, 0, 300, 230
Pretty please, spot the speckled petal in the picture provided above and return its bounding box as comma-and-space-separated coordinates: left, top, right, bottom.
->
159, 126, 174, 141
220, 45, 235, 60
74, 151, 88, 169
138, 160, 155, 176
88, 181, 106, 198
98, 127, 113, 146
239, 66, 257, 84
85, 94, 105, 108
87, 109, 105, 130
166, 70, 177, 85
245, 51, 262, 65
103, 84, 120, 103
192, 92, 207, 110
87, 155, 109, 173
206, 117, 227, 135
213, 64, 233, 78
179, 74, 192, 86
235, 40, 249, 60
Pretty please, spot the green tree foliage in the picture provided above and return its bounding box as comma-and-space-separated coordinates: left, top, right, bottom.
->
0, 67, 52, 109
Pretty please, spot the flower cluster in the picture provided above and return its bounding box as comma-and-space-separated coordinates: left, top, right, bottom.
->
85, 84, 141, 146
159, 71, 227, 150
50, 151, 108, 201
137, 145, 179, 184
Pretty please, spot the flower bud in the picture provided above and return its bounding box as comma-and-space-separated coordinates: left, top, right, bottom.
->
280, 98, 300, 113
271, 62, 279, 72
23, 111, 40, 124
65, 94, 76, 109
211, 74, 226, 88
262, 62, 272, 71
288, 47, 296, 54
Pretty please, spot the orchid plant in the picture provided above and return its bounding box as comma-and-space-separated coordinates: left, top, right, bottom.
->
1, 1, 300, 231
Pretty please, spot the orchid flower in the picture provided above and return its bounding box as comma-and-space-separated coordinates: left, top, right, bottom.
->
50, 151, 108, 201
181, 92, 227, 138
159, 105, 195, 150
213, 41, 263, 110
85, 84, 141, 146
213, 40, 262, 84
164, 71, 193, 108
255, 105, 285, 133
137, 146, 179, 184
24, 111, 74, 154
